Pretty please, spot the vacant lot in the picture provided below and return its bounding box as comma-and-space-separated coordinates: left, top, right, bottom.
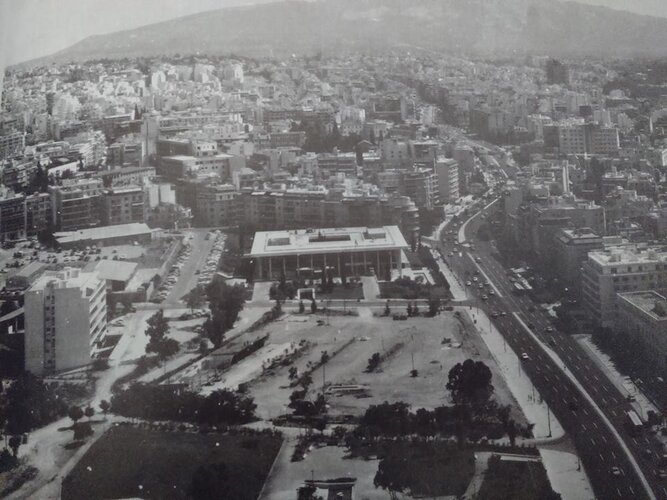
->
61, 426, 282, 500
245, 310, 524, 425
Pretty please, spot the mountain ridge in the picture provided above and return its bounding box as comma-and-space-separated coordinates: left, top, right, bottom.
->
13, 0, 667, 67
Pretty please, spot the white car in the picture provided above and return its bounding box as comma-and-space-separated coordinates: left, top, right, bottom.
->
521, 352, 530, 361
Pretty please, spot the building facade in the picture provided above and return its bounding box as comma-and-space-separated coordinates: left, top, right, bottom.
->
24, 268, 107, 375
248, 226, 408, 281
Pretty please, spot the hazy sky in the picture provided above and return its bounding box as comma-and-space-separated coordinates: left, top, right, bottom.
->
0, 0, 665, 68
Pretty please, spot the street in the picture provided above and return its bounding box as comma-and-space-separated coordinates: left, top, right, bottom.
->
437, 196, 663, 500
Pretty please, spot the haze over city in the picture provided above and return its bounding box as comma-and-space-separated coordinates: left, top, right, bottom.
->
2, 1, 667, 499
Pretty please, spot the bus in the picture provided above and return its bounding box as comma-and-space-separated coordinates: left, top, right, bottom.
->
625, 410, 643, 436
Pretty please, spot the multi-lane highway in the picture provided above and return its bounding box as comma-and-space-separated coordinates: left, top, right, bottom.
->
438, 194, 666, 500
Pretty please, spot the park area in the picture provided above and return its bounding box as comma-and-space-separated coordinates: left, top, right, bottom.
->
61, 425, 282, 500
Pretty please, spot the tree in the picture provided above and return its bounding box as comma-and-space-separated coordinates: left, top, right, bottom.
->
446, 359, 494, 408
366, 352, 381, 372
73, 422, 93, 441
184, 286, 206, 313
99, 400, 110, 418
8, 436, 21, 457
310, 299, 317, 314
413, 303, 420, 316
288, 366, 298, 381
299, 300, 305, 314
1, 373, 68, 434
145, 309, 178, 360
84, 406, 95, 421
68, 405, 84, 425
407, 303, 413, 317
204, 278, 246, 347
428, 295, 441, 316
384, 300, 391, 316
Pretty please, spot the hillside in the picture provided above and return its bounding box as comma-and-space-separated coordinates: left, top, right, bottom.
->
19, 0, 667, 65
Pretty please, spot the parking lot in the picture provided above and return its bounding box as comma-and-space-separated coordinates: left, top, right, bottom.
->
152, 230, 225, 305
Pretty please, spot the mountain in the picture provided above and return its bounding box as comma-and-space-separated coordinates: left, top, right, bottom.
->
19, 0, 667, 65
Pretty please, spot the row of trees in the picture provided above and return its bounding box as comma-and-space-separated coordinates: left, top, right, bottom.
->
110, 384, 256, 426
350, 360, 528, 446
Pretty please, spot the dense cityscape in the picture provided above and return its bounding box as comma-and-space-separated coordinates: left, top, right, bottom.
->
2, 2, 667, 499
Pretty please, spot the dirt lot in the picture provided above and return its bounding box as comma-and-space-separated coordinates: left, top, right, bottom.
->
244, 309, 525, 425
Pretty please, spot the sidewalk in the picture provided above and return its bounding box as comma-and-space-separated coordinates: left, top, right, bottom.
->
421, 243, 467, 301
464, 307, 595, 500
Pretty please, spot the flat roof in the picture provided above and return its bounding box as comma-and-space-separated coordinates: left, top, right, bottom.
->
589, 245, 667, 266
618, 291, 667, 322
30, 268, 100, 292
55, 223, 153, 245
248, 226, 408, 258
90, 260, 138, 282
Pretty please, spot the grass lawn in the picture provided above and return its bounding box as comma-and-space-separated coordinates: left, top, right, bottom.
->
477, 454, 560, 500
373, 441, 475, 497
61, 425, 282, 500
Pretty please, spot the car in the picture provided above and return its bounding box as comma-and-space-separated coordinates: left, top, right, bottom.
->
546, 326, 553, 332
478, 284, 484, 289
644, 448, 654, 458
527, 322, 534, 329
482, 295, 488, 300
491, 311, 499, 318
466, 281, 472, 286
657, 469, 667, 479
500, 311, 507, 317
521, 352, 530, 361
475, 257, 482, 263
611, 466, 621, 476
489, 290, 495, 296
472, 277, 478, 282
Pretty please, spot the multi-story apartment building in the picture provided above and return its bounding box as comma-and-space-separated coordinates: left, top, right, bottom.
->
590, 127, 620, 156
402, 168, 439, 210
24, 268, 107, 375
558, 123, 587, 155
615, 291, 667, 373
93, 166, 156, 187
1, 158, 37, 191
553, 227, 603, 294
0, 188, 27, 242
582, 245, 667, 327
238, 189, 419, 243
317, 152, 358, 176
25, 193, 52, 237
0, 131, 26, 160
102, 185, 146, 226
435, 158, 460, 205
195, 183, 239, 227
49, 179, 104, 231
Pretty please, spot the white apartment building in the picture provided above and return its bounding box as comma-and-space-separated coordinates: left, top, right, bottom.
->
25, 268, 107, 375
435, 157, 460, 204
582, 245, 667, 328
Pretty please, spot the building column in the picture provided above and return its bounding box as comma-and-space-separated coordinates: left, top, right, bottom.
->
350, 252, 354, 277
397, 250, 402, 277
389, 252, 393, 277
268, 257, 272, 280
258, 258, 263, 279
282, 256, 286, 276
377, 251, 380, 276
337, 253, 341, 277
